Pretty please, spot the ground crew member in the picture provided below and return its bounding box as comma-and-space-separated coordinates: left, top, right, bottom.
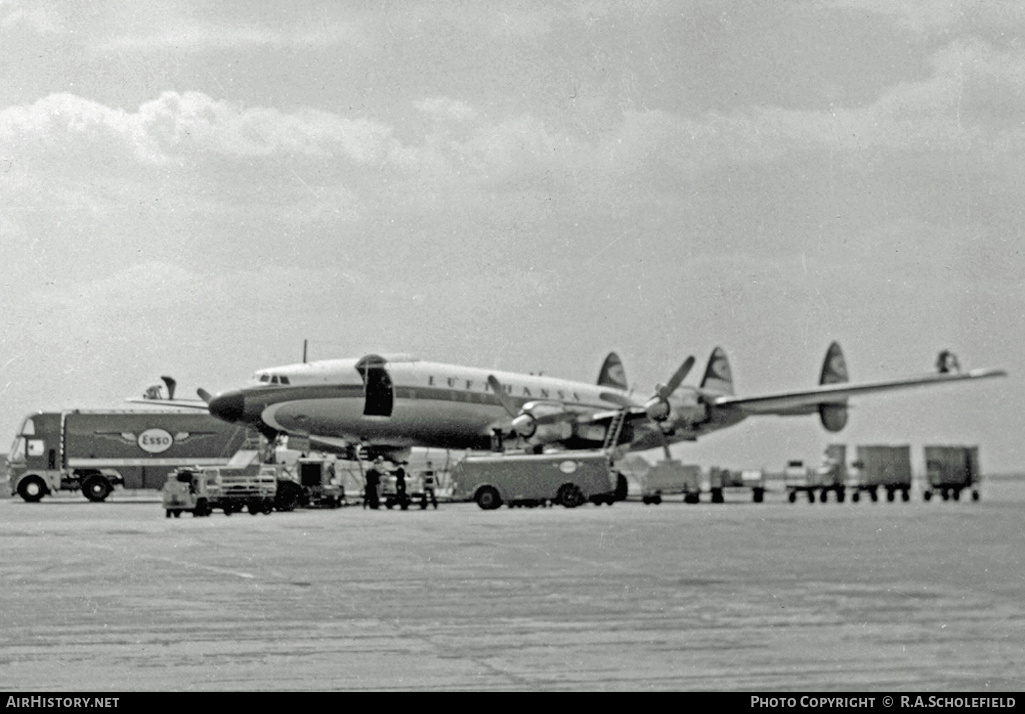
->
936, 349, 961, 374
364, 458, 382, 510
420, 461, 438, 510
394, 462, 409, 510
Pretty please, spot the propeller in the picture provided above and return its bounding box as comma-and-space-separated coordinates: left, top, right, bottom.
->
643, 355, 695, 420
488, 374, 577, 439
487, 375, 520, 418
197, 388, 212, 404
601, 356, 696, 421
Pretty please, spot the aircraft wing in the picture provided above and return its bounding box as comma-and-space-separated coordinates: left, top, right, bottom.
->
711, 367, 1007, 415
123, 397, 211, 410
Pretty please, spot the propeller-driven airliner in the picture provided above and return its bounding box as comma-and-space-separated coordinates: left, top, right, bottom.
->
159, 344, 1005, 463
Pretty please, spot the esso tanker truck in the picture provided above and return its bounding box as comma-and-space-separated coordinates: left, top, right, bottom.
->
8, 409, 260, 502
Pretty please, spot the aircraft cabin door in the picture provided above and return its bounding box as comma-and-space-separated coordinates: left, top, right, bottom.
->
356, 355, 394, 417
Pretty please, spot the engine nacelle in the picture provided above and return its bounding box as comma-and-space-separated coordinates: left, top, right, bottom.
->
819, 403, 848, 432
511, 402, 574, 444
644, 396, 671, 421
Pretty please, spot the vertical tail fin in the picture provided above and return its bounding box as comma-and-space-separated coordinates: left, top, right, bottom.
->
597, 352, 628, 391
700, 347, 734, 395
820, 342, 848, 385
819, 342, 849, 431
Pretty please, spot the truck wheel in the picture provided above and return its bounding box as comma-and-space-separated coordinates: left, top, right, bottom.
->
753, 488, 764, 503
972, 490, 980, 501
557, 483, 585, 508
614, 473, 629, 502
17, 476, 48, 503
711, 488, 724, 504
923, 490, 933, 501
952, 488, 961, 501
869, 489, 878, 503
787, 491, 796, 503
475, 486, 502, 510
173, 510, 181, 518
941, 489, 949, 501
165, 510, 172, 518
886, 489, 895, 502
248, 503, 261, 515
818, 490, 829, 503
837, 489, 846, 503
81, 477, 112, 502
901, 489, 910, 502
852, 491, 860, 503
806, 490, 815, 504
274, 482, 302, 512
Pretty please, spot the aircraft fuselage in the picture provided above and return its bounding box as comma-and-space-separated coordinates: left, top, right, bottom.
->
208, 354, 731, 452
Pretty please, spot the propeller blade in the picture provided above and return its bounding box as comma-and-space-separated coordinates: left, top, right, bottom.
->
657, 356, 696, 400
600, 392, 639, 409
197, 388, 212, 404
487, 375, 520, 418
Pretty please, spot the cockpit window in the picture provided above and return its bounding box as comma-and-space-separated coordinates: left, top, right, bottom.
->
259, 374, 270, 383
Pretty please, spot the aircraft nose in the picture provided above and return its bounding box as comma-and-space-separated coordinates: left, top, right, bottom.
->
208, 391, 246, 424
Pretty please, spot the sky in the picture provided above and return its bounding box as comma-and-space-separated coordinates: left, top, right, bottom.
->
1, 0, 1022, 473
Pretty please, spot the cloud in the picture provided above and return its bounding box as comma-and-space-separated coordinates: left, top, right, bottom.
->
0, 0, 59, 33
96, 20, 362, 52
825, 0, 1025, 35
0, 91, 397, 168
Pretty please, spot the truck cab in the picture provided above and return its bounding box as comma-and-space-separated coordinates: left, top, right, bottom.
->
8, 413, 120, 502
162, 468, 220, 517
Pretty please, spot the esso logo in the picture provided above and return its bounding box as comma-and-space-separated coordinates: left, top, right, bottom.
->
138, 428, 174, 454
559, 460, 578, 474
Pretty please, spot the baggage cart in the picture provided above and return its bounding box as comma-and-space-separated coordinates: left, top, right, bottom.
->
923, 445, 980, 502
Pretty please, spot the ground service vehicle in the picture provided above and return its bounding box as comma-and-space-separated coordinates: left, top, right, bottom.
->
9, 410, 259, 502
849, 445, 912, 502
640, 460, 701, 504
162, 467, 277, 517
785, 446, 848, 503
923, 445, 980, 502
295, 458, 345, 508
708, 467, 766, 503
452, 451, 619, 509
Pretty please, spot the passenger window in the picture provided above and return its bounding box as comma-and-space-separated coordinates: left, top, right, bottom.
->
21, 418, 36, 436
271, 375, 279, 384
280, 376, 290, 385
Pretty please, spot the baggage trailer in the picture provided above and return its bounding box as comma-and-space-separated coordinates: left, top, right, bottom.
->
709, 466, 766, 503
785, 445, 849, 503
161, 467, 277, 517
452, 451, 619, 510
923, 445, 981, 502
640, 460, 702, 504
849, 445, 912, 502
8, 409, 259, 502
